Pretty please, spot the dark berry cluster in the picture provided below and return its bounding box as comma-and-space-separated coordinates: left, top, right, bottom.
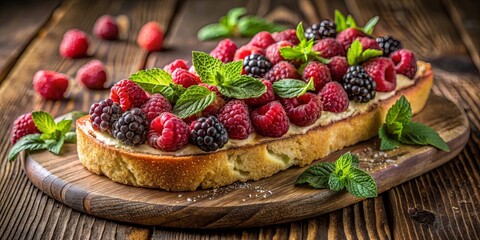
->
305, 20, 336, 40
243, 53, 272, 78
112, 108, 148, 146
342, 66, 376, 103
89, 98, 123, 133
190, 116, 228, 152
376, 36, 402, 56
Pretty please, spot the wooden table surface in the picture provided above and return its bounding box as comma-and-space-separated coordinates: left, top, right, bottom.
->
0, 0, 479, 239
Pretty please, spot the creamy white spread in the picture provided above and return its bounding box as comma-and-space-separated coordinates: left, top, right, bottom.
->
85, 67, 424, 156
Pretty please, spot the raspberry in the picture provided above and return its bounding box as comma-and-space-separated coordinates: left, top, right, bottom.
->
33, 70, 69, 100
11, 113, 40, 144
148, 112, 189, 151
342, 66, 376, 103
93, 15, 119, 40
234, 45, 265, 61
59, 29, 89, 58
141, 93, 172, 122
265, 40, 293, 65
243, 79, 275, 106
390, 49, 417, 79
282, 93, 322, 127
89, 99, 122, 133
358, 37, 381, 50
110, 79, 149, 111
302, 61, 332, 92
336, 28, 368, 51
76, 60, 107, 89
312, 38, 345, 59
247, 31, 275, 49
172, 68, 200, 88
243, 53, 272, 78
251, 101, 289, 137
218, 100, 252, 139
190, 116, 228, 152
137, 21, 163, 52
376, 36, 402, 56
363, 57, 396, 92
327, 56, 349, 82
210, 38, 237, 63
319, 82, 349, 112
272, 29, 299, 45
163, 59, 189, 74
112, 108, 148, 146
264, 61, 300, 82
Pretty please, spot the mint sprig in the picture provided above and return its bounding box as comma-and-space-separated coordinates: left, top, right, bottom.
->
297, 152, 378, 198
173, 86, 216, 119
379, 96, 450, 151
272, 78, 315, 98
347, 39, 383, 65
129, 68, 186, 103
8, 111, 77, 162
192, 51, 266, 99
197, 7, 286, 41
335, 10, 379, 34
279, 23, 330, 64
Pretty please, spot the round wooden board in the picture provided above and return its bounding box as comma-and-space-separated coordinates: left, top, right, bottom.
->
23, 95, 470, 229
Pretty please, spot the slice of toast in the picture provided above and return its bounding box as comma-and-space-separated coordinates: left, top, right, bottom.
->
76, 61, 433, 191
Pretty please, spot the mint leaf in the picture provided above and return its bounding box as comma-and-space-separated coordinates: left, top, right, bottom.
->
296, 162, 334, 188
150, 83, 186, 104
360, 49, 383, 62
222, 61, 243, 81
226, 7, 247, 27
237, 16, 286, 36
173, 86, 216, 118
334, 152, 357, 173
218, 76, 266, 99
8, 134, 47, 162
335, 10, 346, 32
192, 51, 223, 85
65, 132, 76, 143
129, 68, 172, 91
296, 22, 306, 42
272, 79, 314, 98
279, 47, 304, 60
346, 15, 357, 28
328, 173, 345, 191
46, 136, 64, 155
32, 111, 56, 134
57, 119, 73, 135
197, 23, 231, 41
362, 16, 379, 35
386, 96, 412, 126
346, 168, 378, 198
279, 24, 330, 64
379, 125, 400, 151
400, 122, 450, 152
347, 40, 363, 65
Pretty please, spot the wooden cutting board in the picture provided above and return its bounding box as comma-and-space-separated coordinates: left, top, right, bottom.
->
22, 95, 470, 229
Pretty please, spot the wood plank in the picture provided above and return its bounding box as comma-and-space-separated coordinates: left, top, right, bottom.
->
0, 0, 62, 82
441, 0, 480, 72
0, 0, 178, 238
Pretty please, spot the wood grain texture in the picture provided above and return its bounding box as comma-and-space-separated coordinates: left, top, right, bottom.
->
24, 95, 469, 228
0, 0, 62, 82
0, 0, 179, 238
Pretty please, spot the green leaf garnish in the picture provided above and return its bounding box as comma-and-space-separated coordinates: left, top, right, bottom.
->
217, 76, 266, 99
197, 24, 231, 41
335, 9, 379, 34
173, 86, 217, 119
279, 23, 330, 64
129, 68, 185, 103
272, 78, 315, 98
297, 152, 378, 198
379, 96, 450, 152
363, 16, 379, 35
8, 111, 77, 162
192, 51, 223, 85
237, 16, 287, 37
347, 39, 383, 65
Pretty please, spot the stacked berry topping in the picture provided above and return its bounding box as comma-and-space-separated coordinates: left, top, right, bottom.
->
83, 10, 418, 153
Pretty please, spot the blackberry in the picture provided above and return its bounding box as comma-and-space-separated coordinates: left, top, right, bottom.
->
112, 108, 148, 146
342, 66, 376, 103
243, 54, 272, 78
305, 20, 336, 40
190, 116, 228, 152
376, 36, 402, 56
89, 99, 122, 133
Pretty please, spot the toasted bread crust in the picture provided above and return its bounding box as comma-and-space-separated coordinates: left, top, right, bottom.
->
77, 62, 433, 191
